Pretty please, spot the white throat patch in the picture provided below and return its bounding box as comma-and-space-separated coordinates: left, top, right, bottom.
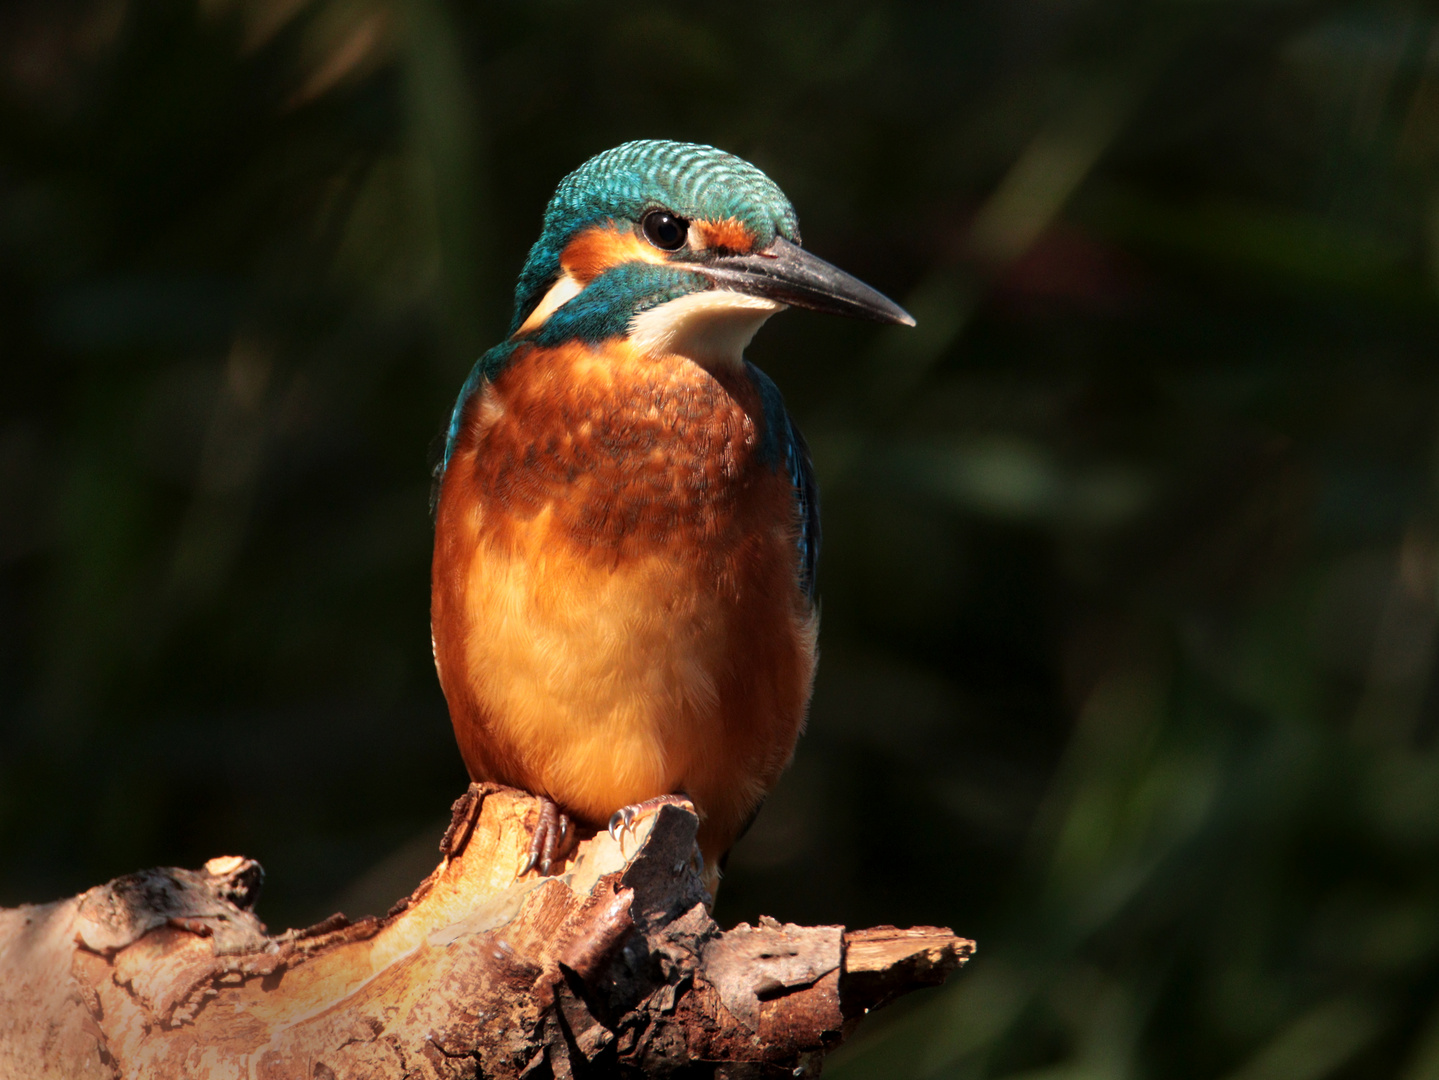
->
628, 291, 785, 369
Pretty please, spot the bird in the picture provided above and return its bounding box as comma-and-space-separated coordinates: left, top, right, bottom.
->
430, 140, 913, 890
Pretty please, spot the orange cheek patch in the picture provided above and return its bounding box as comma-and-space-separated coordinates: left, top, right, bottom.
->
560, 223, 666, 282
694, 218, 757, 254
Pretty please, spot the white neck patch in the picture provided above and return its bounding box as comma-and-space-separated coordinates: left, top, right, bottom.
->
514, 272, 584, 336
628, 290, 785, 369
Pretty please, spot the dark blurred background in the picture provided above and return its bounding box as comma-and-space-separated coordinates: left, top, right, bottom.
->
4, 0, 1439, 1076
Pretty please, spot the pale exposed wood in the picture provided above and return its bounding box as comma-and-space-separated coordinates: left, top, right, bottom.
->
0, 783, 974, 1078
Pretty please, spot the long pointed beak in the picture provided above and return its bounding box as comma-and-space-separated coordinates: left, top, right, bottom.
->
698, 237, 916, 326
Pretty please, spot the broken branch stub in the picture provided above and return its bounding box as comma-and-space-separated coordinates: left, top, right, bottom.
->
0, 783, 974, 1078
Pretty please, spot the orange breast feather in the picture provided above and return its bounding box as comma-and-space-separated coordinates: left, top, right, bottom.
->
431, 340, 816, 863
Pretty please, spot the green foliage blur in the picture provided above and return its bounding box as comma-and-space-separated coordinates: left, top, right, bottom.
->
4, 0, 1439, 1075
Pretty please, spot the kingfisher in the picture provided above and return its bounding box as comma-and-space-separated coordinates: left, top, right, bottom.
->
431, 140, 913, 888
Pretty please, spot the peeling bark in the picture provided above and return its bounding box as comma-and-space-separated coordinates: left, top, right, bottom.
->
0, 784, 973, 1078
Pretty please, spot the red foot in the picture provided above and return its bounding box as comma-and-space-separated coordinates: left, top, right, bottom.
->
607, 794, 698, 853
520, 797, 575, 876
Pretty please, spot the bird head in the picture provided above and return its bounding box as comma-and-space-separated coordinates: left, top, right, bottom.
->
506, 140, 914, 367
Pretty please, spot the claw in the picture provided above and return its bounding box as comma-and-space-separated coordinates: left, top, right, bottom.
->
608, 806, 636, 845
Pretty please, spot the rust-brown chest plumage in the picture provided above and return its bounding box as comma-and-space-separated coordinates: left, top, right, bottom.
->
460, 340, 777, 575
430, 338, 816, 865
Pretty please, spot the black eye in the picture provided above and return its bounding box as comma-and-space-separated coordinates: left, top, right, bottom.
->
641, 209, 688, 251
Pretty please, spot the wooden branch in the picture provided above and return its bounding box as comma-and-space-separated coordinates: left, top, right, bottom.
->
0, 784, 973, 1078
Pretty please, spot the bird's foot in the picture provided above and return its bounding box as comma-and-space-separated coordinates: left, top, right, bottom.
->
608, 794, 697, 854
519, 797, 575, 877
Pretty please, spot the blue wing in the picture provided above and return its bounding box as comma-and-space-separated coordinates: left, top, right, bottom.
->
785, 414, 821, 604
431, 341, 521, 515
440, 341, 520, 472
749, 364, 820, 605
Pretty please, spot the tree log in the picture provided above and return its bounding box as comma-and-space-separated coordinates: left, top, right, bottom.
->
0, 783, 973, 1078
